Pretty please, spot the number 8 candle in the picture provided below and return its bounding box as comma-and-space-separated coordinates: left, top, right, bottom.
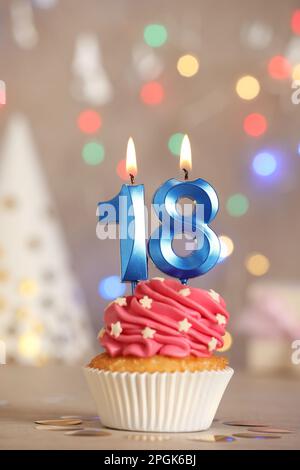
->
97, 138, 148, 291
148, 135, 220, 283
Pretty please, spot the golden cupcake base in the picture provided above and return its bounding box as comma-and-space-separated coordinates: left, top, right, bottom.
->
88, 353, 228, 373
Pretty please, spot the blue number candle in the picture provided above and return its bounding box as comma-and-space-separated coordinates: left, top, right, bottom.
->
98, 139, 148, 289
148, 135, 220, 283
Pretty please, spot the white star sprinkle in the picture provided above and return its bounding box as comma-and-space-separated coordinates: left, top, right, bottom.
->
139, 296, 153, 309
179, 288, 191, 297
178, 318, 192, 333
110, 321, 123, 338
216, 314, 226, 326
208, 337, 218, 351
114, 297, 127, 307
97, 327, 106, 339
141, 326, 156, 339
152, 277, 164, 281
209, 289, 220, 302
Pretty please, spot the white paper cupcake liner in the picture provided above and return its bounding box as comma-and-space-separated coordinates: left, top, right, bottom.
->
84, 366, 234, 432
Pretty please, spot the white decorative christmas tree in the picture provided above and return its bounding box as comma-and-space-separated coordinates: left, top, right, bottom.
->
0, 113, 93, 365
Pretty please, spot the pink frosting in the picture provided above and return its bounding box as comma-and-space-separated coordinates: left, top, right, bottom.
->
100, 278, 229, 358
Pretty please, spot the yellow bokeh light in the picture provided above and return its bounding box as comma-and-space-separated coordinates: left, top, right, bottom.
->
0, 296, 7, 311
16, 307, 30, 320
236, 75, 260, 100
0, 270, 9, 282
19, 279, 38, 297
18, 332, 41, 360
218, 331, 233, 352
177, 54, 199, 77
292, 64, 300, 81
219, 235, 234, 259
245, 253, 270, 276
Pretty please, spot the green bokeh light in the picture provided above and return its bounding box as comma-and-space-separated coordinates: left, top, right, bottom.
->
82, 142, 105, 165
226, 193, 249, 217
168, 133, 184, 156
144, 24, 168, 48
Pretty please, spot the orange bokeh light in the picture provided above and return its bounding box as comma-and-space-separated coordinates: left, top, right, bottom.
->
291, 10, 300, 35
268, 55, 291, 80
140, 81, 164, 105
243, 113, 267, 137
116, 159, 128, 181
77, 110, 102, 134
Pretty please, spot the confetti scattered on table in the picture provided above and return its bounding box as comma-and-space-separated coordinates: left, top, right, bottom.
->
247, 427, 295, 434
60, 415, 100, 421
65, 429, 111, 437
35, 425, 84, 431
233, 433, 281, 439
224, 420, 271, 427
35, 419, 82, 426
190, 434, 236, 443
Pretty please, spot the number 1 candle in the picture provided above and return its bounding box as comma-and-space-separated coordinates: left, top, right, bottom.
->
97, 138, 148, 290
148, 135, 220, 283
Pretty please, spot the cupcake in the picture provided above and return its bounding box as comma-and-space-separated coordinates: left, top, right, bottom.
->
84, 278, 234, 432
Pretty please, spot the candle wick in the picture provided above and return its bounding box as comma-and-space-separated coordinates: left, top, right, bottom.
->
183, 168, 189, 180
130, 174, 135, 185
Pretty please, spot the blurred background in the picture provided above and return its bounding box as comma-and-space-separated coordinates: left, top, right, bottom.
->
0, 0, 300, 374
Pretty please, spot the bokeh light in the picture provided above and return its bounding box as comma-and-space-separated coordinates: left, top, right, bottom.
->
0, 81, 6, 106
77, 110, 102, 134
236, 75, 260, 100
226, 193, 249, 217
268, 55, 291, 80
168, 133, 184, 156
245, 253, 270, 276
252, 151, 277, 176
292, 64, 300, 80
32, 0, 58, 8
98, 275, 127, 300
143, 24, 168, 48
241, 21, 273, 50
177, 54, 199, 77
140, 81, 164, 105
243, 113, 267, 137
19, 279, 38, 297
18, 332, 41, 360
291, 10, 300, 35
82, 141, 105, 165
218, 332, 233, 352
218, 235, 234, 262
116, 159, 128, 181
298, 143, 300, 155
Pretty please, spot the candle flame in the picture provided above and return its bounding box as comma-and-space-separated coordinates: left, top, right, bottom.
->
126, 137, 137, 178
180, 134, 192, 173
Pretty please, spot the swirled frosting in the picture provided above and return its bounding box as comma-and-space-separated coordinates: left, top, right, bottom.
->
99, 278, 229, 358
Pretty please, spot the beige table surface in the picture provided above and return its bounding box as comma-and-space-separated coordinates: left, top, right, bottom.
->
0, 366, 299, 450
